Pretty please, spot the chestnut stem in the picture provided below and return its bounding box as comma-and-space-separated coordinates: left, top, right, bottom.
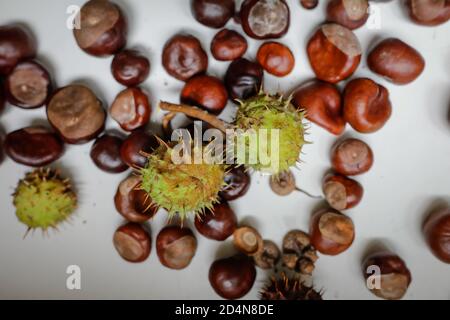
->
162, 112, 176, 136
295, 187, 323, 199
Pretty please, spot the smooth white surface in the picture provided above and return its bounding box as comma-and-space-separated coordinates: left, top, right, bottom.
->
0, 0, 449, 300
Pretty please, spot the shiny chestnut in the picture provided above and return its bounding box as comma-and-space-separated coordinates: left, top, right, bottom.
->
0, 24, 36, 75
156, 226, 197, 270
111, 49, 150, 87
113, 222, 151, 263
211, 29, 248, 61
219, 165, 251, 201
326, 0, 370, 30
120, 130, 158, 168
181, 75, 228, 114
423, 207, 450, 263
405, 0, 450, 26
323, 173, 363, 211
224, 58, 264, 101
300, 0, 319, 9
195, 201, 237, 241
191, 0, 235, 29
90, 134, 128, 173
331, 138, 374, 176
256, 42, 295, 77
110, 87, 151, 131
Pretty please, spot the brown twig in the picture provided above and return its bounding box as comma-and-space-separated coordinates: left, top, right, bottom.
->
162, 112, 176, 137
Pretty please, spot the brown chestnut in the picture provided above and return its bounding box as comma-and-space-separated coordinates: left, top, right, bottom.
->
219, 165, 251, 201
300, 0, 319, 9
292, 80, 345, 135
240, 0, 290, 40
368, 38, 425, 85
209, 255, 256, 300
47, 84, 106, 144
113, 222, 151, 263
310, 208, 355, 255
4, 126, 64, 167
423, 207, 450, 263
307, 23, 362, 84
233, 226, 263, 256
343, 78, 392, 133
363, 251, 412, 300
191, 0, 235, 29
224, 58, 264, 101
326, 0, 370, 30
211, 29, 248, 61
120, 130, 159, 169
253, 240, 281, 270
162, 34, 208, 81
156, 226, 197, 270
405, 0, 450, 26
331, 138, 374, 176
0, 25, 37, 75
110, 87, 151, 131
256, 42, 295, 77
111, 49, 150, 87
181, 75, 228, 114
282, 230, 318, 274
73, 0, 127, 57
195, 201, 237, 241
323, 173, 363, 210
0, 80, 5, 114
90, 134, 128, 173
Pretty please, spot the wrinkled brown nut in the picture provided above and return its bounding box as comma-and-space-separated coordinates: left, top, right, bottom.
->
270, 170, 296, 196
253, 240, 281, 269
282, 230, 318, 275
233, 226, 264, 256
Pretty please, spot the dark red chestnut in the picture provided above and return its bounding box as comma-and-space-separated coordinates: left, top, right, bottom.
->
323, 173, 363, 210
90, 134, 128, 173
307, 23, 362, 84
191, 0, 235, 28
113, 222, 151, 263
326, 0, 370, 30
209, 254, 256, 299
5, 60, 52, 109
73, 0, 127, 57
343, 78, 392, 133
181, 75, 228, 114
256, 42, 295, 77
162, 34, 208, 81
120, 130, 158, 169
195, 201, 237, 241
219, 165, 251, 201
211, 29, 248, 61
331, 138, 374, 176
300, 0, 319, 9
405, 0, 450, 26
4, 126, 63, 167
156, 226, 197, 270
224, 58, 264, 101
240, 0, 290, 39
47, 84, 106, 144
0, 25, 36, 75
110, 87, 151, 131
423, 207, 450, 264
111, 49, 150, 87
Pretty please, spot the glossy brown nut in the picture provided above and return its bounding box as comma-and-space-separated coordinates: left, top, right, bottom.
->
162, 34, 208, 81
219, 165, 251, 201
256, 42, 295, 77
111, 49, 150, 87
300, 0, 319, 9
113, 222, 151, 263
120, 130, 158, 169
405, 0, 450, 26
195, 201, 237, 241
253, 240, 281, 269
343, 78, 392, 133
191, 0, 235, 28
110, 87, 151, 131
5, 60, 52, 109
233, 226, 264, 256
363, 251, 412, 300
240, 0, 290, 40
323, 173, 363, 210
4, 126, 63, 167
90, 134, 128, 173
209, 255, 256, 300
114, 175, 158, 223
211, 29, 248, 61
0, 25, 37, 75
156, 226, 197, 270
292, 80, 345, 135
331, 138, 374, 176
326, 0, 370, 30
310, 208, 355, 255
423, 207, 450, 263
47, 85, 106, 144
224, 58, 264, 101
73, 0, 127, 57
307, 23, 362, 84
181, 75, 228, 114
368, 38, 425, 85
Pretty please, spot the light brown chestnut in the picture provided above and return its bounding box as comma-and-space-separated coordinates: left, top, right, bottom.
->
331, 138, 374, 176
405, 0, 450, 26
253, 240, 281, 270
233, 226, 263, 256
113, 222, 151, 263
423, 207, 450, 264
156, 226, 197, 270
323, 173, 364, 210
326, 0, 370, 30
110, 87, 151, 131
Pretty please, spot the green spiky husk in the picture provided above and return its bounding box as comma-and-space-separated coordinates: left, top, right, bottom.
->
260, 273, 322, 301
235, 93, 306, 174
13, 168, 77, 231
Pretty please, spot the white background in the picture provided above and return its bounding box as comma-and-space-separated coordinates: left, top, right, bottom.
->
0, 0, 449, 300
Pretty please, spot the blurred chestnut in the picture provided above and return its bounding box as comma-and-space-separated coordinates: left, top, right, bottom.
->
326, 0, 370, 30
240, 0, 290, 39
343, 78, 392, 133
405, 0, 450, 26
156, 226, 197, 270
209, 255, 256, 299
256, 42, 295, 77
73, 0, 127, 57
4, 126, 63, 167
224, 58, 264, 101
181, 75, 228, 114
323, 173, 363, 210
219, 165, 251, 201
269, 170, 296, 196
0, 80, 4, 114
191, 0, 235, 28
423, 207, 450, 263
90, 134, 128, 173
162, 34, 208, 81
368, 38, 425, 85
195, 201, 237, 241
310, 208, 355, 255
233, 226, 263, 255
5, 60, 52, 109
292, 80, 345, 135
47, 84, 106, 144
331, 138, 374, 176
363, 251, 412, 300
253, 240, 281, 269
113, 222, 151, 263
120, 130, 158, 169
211, 29, 248, 61
110, 87, 151, 131
307, 23, 362, 84
0, 24, 36, 75
282, 230, 318, 275
111, 49, 150, 87
300, 0, 319, 9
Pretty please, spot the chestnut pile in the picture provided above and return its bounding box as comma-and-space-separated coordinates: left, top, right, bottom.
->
0, 0, 449, 301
